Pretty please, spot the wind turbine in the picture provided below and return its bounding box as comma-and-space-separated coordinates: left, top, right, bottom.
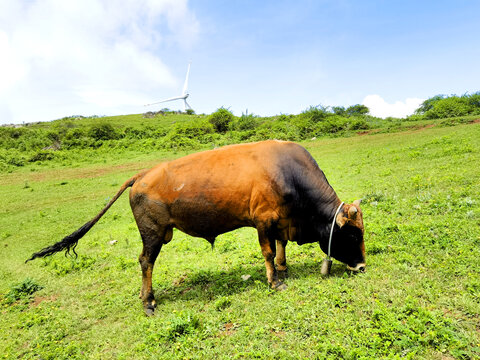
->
145, 62, 192, 112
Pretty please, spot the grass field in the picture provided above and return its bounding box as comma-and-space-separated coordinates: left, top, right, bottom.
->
1, 122, 479, 359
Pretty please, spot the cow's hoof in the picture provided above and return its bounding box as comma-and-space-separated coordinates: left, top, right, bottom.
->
277, 269, 288, 280
274, 282, 288, 291
144, 306, 155, 316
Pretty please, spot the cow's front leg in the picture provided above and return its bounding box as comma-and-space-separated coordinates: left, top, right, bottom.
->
276, 239, 288, 280
258, 229, 287, 290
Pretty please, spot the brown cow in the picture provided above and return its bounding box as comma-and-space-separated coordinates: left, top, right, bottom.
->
27, 140, 365, 315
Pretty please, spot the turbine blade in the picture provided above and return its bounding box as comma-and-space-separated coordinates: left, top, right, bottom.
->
182, 62, 191, 96
144, 95, 185, 107
184, 100, 191, 110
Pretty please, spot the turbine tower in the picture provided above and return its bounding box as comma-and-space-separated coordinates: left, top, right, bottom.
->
145, 62, 192, 112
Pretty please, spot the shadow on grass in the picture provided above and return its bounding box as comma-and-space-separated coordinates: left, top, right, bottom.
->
154, 259, 350, 303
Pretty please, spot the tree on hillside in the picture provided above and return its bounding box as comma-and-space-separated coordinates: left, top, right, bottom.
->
414, 93, 480, 119
414, 95, 446, 115
346, 104, 369, 116
332, 106, 346, 116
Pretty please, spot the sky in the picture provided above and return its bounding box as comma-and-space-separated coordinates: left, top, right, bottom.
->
1, 0, 479, 124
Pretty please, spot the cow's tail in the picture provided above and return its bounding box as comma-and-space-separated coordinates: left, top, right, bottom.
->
26, 173, 143, 263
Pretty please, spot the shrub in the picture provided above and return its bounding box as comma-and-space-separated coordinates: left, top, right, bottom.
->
164, 312, 200, 340
230, 113, 259, 131
301, 105, 330, 123
415, 93, 480, 119
46, 130, 61, 142
349, 118, 370, 130
3, 152, 26, 167
214, 296, 232, 310
424, 97, 471, 119
209, 107, 234, 133
168, 119, 214, 140
29, 150, 57, 162
161, 134, 201, 150
160, 119, 215, 149
4, 278, 43, 304
465, 92, 480, 107
276, 114, 293, 122
314, 116, 348, 135
291, 117, 316, 138
88, 123, 119, 141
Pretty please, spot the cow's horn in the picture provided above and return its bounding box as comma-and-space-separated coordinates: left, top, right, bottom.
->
348, 206, 358, 219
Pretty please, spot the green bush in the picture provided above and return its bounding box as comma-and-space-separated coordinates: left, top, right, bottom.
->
29, 150, 57, 162
88, 123, 119, 141
214, 296, 232, 310
465, 92, 480, 107
415, 93, 480, 119
1, 150, 26, 167
64, 127, 86, 140
230, 113, 259, 131
291, 117, 316, 138
424, 97, 471, 119
314, 116, 348, 135
301, 105, 330, 123
4, 278, 43, 304
167, 119, 214, 140
161, 134, 201, 150
159, 119, 215, 149
349, 118, 370, 130
164, 312, 200, 340
209, 108, 234, 133
250, 120, 300, 141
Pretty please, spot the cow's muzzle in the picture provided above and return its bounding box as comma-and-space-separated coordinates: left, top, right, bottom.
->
346, 263, 366, 272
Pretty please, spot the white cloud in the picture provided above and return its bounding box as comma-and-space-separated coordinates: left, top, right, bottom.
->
362, 94, 424, 118
0, 0, 199, 124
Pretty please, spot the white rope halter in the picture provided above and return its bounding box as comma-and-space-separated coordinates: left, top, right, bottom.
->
327, 202, 344, 259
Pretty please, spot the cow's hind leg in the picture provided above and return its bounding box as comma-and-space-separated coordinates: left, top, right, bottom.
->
258, 228, 287, 291
276, 239, 288, 279
138, 223, 172, 316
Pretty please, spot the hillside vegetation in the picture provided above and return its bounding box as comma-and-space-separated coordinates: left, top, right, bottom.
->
0, 94, 479, 359
1, 93, 479, 173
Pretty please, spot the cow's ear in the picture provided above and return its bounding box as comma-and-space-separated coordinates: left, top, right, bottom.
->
336, 211, 347, 228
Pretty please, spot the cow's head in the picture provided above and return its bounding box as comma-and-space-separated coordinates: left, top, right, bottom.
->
331, 200, 366, 272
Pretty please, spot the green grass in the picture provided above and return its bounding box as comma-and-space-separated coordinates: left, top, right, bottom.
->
1, 123, 479, 359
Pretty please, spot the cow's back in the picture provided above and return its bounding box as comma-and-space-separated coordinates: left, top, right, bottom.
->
129, 140, 336, 240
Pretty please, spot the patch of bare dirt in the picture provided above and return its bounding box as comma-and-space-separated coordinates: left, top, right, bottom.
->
31, 295, 57, 307
357, 129, 381, 136
219, 322, 240, 337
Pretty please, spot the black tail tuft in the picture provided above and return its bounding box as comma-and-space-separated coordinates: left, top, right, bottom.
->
25, 221, 94, 263
25, 173, 140, 264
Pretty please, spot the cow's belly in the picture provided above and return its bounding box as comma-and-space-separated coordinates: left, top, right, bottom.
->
169, 196, 253, 239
